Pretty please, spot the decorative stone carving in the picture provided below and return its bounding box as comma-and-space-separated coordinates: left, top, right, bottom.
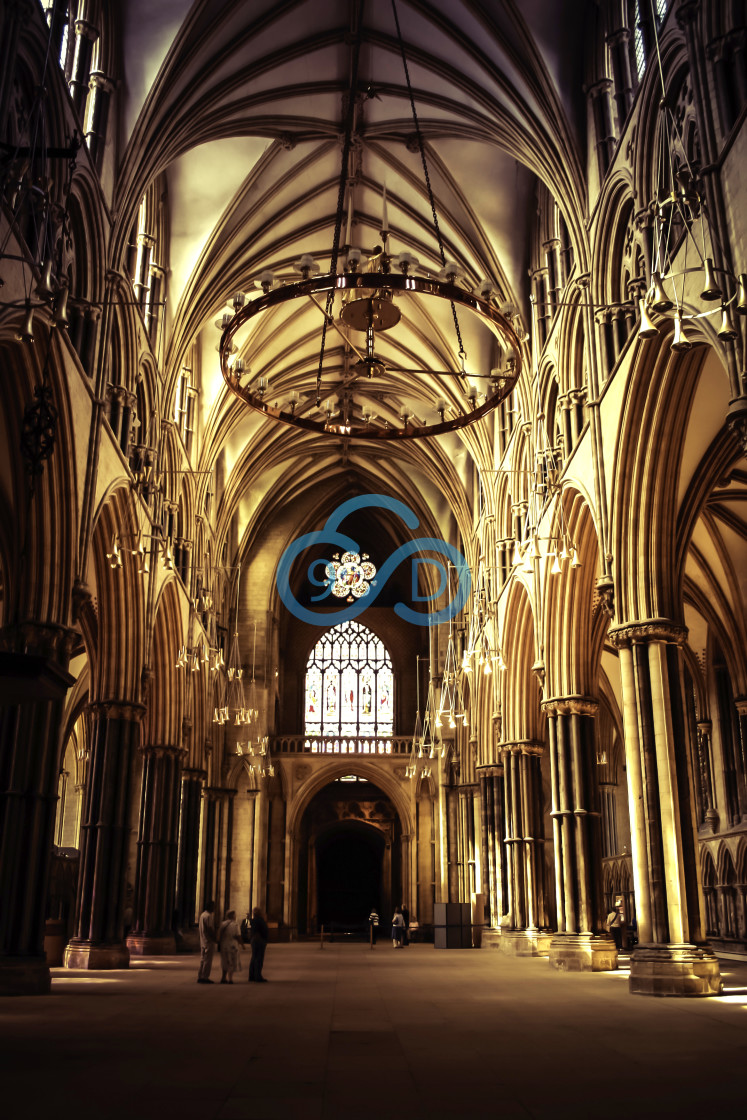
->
595, 574, 615, 618
607, 619, 688, 648
294, 763, 311, 782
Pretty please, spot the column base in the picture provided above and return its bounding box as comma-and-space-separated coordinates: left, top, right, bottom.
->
549, 932, 618, 972
0, 957, 51, 996
64, 940, 130, 970
629, 943, 722, 997
498, 928, 552, 957
480, 928, 503, 949
126, 934, 176, 956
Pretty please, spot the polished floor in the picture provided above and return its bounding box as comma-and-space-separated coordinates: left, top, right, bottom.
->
3, 943, 746, 1119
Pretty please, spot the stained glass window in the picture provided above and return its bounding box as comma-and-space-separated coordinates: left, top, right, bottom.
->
304, 621, 393, 738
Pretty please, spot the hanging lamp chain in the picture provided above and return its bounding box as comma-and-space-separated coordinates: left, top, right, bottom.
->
316, 13, 363, 406
391, 0, 467, 364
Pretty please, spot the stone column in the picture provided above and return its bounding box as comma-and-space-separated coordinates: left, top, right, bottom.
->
545, 698, 617, 971
174, 767, 205, 930
0, 0, 33, 130
65, 700, 145, 970
84, 70, 114, 169
608, 621, 721, 996
200, 787, 234, 917
446, 786, 460, 901
127, 745, 184, 955
587, 79, 616, 181
400, 832, 412, 912
499, 743, 551, 956
69, 19, 98, 117
0, 623, 75, 994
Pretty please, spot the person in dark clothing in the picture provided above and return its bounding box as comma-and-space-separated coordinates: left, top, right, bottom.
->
248, 907, 269, 982
401, 903, 410, 946
240, 911, 251, 943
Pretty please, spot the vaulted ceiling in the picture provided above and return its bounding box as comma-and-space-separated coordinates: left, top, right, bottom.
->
114, 0, 590, 551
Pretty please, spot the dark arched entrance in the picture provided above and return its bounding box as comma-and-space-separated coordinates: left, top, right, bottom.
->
316, 821, 384, 927
296, 777, 401, 935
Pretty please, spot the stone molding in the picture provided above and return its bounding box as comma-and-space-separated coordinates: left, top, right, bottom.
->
607, 619, 688, 648
475, 764, 504, 778
498, 740, 544, 757
541, 696, 599, 718
139, 743, 186, 759
87, 699, 146, 722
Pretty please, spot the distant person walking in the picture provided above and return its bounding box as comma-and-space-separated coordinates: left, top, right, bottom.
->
606, 904, 624, 951
401, 902, 410, 946
218, 909, 243, 983
248, 907, 269, 982
391, 906, 405, 948
197, 900, 217, 984
369, 907, 379, 945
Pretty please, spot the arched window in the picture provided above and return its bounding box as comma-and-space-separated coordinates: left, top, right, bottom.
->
304, 621, 393, 739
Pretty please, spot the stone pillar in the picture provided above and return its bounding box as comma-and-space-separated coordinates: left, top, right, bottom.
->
545, 698, 617, 971
200, 787, 234, 917
608, 622, 721, 996
606, 27, 635, 126
400, 832, 412, 912
499, 743, 551, 956
477, 764, 506, 938
0, 623, 75, 994
69, 19, 98, 117
127, 745, 184, 955
446, 786, 460, 901
0, 0, 33, 131
587, 79, 616, 181
65, 700, 145, 970
174, 768, 205, 930
84, 70, 114, 169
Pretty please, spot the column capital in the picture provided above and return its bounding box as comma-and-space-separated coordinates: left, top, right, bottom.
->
182, 767, 207, 780
607, 619, 688, 648
675, 1, 700, 30
499, 739, 544, 757
139, 743, 185, 759
88, 699, 146, 722
476, 763, 504, 778
0, 621, 77, 664
542, 696, 599, 718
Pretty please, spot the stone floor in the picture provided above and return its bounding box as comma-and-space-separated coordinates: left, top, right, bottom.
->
2, 944, 746, 1119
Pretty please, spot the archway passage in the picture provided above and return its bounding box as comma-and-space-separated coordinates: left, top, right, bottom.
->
297, 777, 401, 936
316, 822, 384, 928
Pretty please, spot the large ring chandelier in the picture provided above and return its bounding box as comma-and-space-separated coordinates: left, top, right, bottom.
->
217, 0, 523, 442
219, 268, 522, 441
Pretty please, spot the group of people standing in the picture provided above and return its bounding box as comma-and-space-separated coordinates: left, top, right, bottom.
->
197, 901, 270, 984
368, 905, 411, 947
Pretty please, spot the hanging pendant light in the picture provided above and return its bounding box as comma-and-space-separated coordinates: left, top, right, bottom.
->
671, 311, 692, 353
717, 306, 739, 342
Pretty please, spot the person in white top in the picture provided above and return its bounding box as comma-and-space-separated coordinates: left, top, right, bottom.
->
391, 906, 405, 948
197, 900, 217, 983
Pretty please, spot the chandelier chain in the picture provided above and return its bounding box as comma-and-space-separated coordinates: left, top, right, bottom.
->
316, 20, 362, 405
391, 0, 467, 362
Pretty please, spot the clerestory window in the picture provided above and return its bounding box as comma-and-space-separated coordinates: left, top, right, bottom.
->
304, 621, 393, 738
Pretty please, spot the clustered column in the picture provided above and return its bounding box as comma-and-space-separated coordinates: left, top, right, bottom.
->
65, 700, 145, 970
127, 745, 184, 954
500, 742, 550, 955
477, 764, 507, 929
175, 767, 206, 930
0, 622, 75, 994
544, 697, 617, 971
609, 621, 722, 995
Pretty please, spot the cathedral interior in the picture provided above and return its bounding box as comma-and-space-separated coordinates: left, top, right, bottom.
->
1, 0, 747, 1111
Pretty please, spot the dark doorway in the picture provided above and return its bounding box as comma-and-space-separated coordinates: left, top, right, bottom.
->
316, 822, 384, 929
